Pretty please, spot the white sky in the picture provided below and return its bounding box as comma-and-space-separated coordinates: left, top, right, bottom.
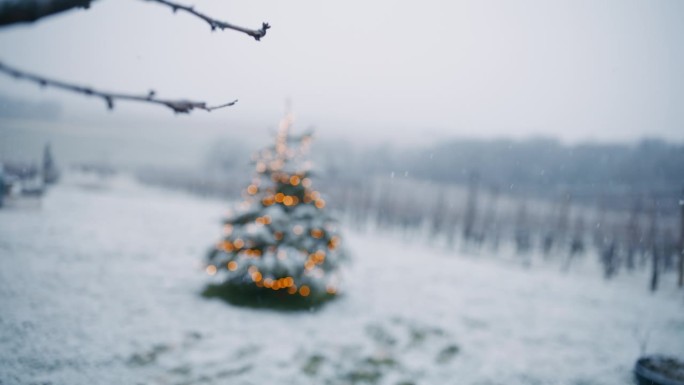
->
0, 0, 683, 165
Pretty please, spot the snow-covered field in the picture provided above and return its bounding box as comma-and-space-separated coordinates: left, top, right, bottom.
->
1, 175, 683, 385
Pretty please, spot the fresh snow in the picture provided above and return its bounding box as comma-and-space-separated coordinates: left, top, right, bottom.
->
1, 174, 683, 385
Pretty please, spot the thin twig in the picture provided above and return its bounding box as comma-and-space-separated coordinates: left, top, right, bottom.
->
0, 61, 237, 114
145, 0, 270, 41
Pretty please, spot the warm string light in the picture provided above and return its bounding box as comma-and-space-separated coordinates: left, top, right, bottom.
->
312, 250, 326, 263
299, 286, 311, 297
223, 224, 233, 235
276, 112, 293, 156
221, 264, 316, 297
243, 248, 262, 257
255, 215, 272, 225
328, 235, 341, 250
218, 241, 234, 252
304, 260, 315, 270
262, 196, 275, 206
250, 159, 326, 211
304, 249, 326, 271
256, 162, 266, 173
207, 257, 338, 297
259, 190, 325, 209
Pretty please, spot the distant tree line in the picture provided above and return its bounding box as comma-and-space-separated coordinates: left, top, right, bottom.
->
311, 137, 684, 215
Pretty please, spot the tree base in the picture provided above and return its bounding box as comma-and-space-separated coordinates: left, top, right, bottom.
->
201, 282, 336, 311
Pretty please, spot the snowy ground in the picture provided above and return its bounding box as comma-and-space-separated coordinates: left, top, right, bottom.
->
1, 175, 683, 385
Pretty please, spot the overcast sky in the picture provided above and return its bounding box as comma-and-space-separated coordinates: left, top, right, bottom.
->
1, 0, 683, 165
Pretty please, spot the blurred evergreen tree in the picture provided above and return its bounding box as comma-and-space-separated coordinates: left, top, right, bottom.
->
203, 112, 346, 310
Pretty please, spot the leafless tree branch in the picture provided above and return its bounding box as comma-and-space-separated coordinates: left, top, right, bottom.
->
0, 61, 237, 114
0, 0, 267, 114
0, 0, 93, 27
145, 0, 270, 41
0, 0, 270, 41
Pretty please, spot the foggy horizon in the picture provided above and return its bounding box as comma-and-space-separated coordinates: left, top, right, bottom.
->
2, 108, 683, 170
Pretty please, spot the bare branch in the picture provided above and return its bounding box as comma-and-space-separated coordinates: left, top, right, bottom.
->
144, 0, 270, 41
0, 61, 237, 114
0, 0, 94, 27
0, 0, 270, 41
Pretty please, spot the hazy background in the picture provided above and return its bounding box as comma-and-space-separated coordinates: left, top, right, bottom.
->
1, 0, 684, 168
2, 3, 684, 384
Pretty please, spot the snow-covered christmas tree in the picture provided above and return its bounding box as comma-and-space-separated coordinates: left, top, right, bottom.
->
203, 112, 346, 309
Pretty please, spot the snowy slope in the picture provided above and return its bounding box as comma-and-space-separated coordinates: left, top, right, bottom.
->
0, 174, 682, 385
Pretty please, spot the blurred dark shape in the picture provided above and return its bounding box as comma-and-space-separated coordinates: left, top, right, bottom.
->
42, 143, 59, 184
634, 355, 684, 385
601, 240, 619, 279
462, 172, 479, 244
514, 201, 532, 256
625, 196, 644, 271
0, 161, 43, 207
0, 142, 62, 207
1, 161, 39, 180
569, 216, 586, 257
648, 198, 660, 292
